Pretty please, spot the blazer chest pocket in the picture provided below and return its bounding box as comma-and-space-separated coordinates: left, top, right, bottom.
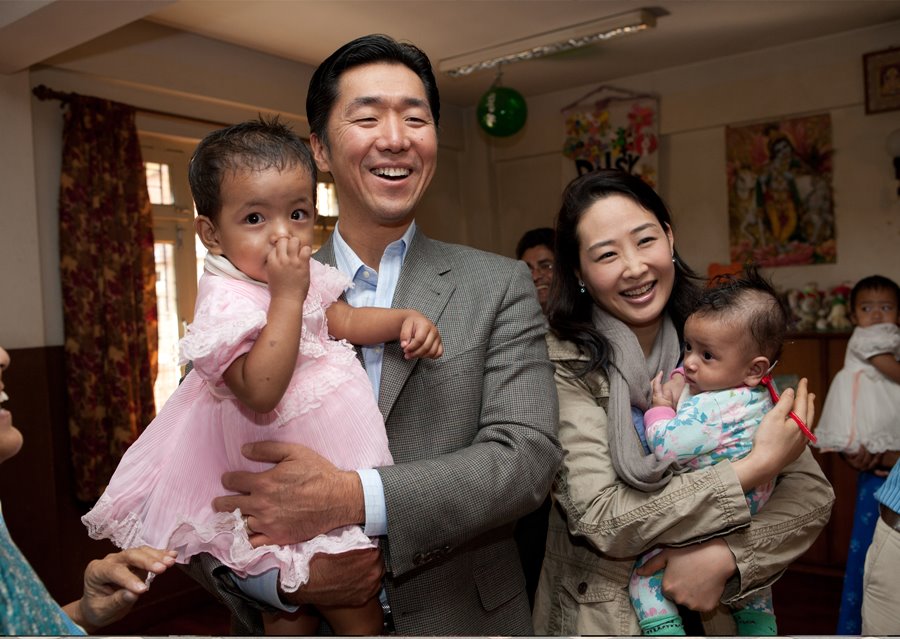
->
404, 347, 483, 410
415, 340, 485, 386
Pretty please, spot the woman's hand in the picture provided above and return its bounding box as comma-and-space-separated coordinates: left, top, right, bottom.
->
63, 547, 177, 632
733, 378, 815, 492
635, 538, 736, 612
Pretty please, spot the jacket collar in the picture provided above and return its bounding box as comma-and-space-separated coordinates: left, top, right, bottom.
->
546, 331, 591, 363
316, 229, 455, 418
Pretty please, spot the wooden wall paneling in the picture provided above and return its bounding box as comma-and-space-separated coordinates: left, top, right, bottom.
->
0, 346, 215, 631
777, 332, 852, 575
0, 346, 67, 593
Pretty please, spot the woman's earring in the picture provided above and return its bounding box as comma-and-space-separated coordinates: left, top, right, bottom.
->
672, 256, 677, 264
578, 280, 586, 294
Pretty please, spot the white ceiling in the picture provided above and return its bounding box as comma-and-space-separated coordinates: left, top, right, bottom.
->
4, 1, 900, 107
142, 0, 900, 106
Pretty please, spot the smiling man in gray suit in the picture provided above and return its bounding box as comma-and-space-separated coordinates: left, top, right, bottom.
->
189, 34, 562, 635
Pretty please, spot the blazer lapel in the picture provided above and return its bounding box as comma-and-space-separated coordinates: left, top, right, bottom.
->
314, 238, 337, 267
379, 231, 454, 417
317, 231, 454, 418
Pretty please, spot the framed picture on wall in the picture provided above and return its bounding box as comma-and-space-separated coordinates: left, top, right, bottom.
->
864, 46, 900, 114
725, 114, 835, 267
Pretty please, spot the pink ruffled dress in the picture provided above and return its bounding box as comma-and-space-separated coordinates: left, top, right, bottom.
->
82, 256, 393, 592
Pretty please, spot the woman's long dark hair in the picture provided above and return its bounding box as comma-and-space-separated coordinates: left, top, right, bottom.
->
546, 169, 703, 375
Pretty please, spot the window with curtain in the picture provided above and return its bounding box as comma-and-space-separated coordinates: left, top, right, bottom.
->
140, 134, 340, 411
141, 136, 201, 410
57, 95, 157, 501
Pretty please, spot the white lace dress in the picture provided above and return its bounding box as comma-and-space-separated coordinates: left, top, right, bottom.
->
815, 323, 900, 453
82, 258, 393, 592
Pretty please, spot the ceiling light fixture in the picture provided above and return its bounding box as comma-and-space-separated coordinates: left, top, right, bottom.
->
438, 9, 656, 78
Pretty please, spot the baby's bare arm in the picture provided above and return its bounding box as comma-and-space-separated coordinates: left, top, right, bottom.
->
223, 239, 309, 413
870, 352, 900, 384
327, 303, 442, 359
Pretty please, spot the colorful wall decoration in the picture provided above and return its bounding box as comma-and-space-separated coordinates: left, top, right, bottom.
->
725, 114, 835, 267
562, 86, 659, 187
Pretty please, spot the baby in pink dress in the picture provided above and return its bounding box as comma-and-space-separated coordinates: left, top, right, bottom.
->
82, 117, 442, 635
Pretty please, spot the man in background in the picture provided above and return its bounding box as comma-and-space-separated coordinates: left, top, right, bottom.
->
516, 227, 555, 315
514, 226, 556, 606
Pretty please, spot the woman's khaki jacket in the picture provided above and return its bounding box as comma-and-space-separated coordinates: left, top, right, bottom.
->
532, 334, 835, 635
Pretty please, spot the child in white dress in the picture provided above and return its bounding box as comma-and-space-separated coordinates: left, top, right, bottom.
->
815, 275, 900, 453
82, 117, 442, 635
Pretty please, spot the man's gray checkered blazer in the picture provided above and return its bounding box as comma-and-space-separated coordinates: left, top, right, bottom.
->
186, 228, 562, 635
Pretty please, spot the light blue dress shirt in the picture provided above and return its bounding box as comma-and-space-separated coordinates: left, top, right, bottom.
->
332, 221, 414, 537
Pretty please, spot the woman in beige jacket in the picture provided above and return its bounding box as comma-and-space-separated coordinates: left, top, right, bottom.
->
532, 170, 834, 635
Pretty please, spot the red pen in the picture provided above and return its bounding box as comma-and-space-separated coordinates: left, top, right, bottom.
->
760, 374, 817, 444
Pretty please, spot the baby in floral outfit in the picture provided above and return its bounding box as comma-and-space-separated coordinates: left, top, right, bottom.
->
630, 267, 790, 636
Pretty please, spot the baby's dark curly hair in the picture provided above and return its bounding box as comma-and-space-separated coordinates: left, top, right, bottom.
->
693, 265, 791, 362
189, 115, 316, 221
850, 275, 900, 312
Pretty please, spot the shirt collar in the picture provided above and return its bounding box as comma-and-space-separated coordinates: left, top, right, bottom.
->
332, 220, 416, 277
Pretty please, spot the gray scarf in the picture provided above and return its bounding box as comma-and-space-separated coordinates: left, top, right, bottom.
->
592, 305, 683, 491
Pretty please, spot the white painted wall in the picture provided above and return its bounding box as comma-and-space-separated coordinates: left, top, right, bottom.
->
2, 20, 899, 348
482, 21, 900, 292
0, 71, 45, 347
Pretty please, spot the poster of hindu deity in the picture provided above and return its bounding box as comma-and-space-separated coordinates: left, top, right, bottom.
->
725, 114, 835, 267
562, 88, 659, 187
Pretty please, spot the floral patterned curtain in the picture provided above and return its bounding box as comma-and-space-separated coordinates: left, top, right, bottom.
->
58, 95, 157, 502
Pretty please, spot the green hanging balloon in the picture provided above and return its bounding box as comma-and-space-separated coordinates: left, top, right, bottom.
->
477, 85, 527, 137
